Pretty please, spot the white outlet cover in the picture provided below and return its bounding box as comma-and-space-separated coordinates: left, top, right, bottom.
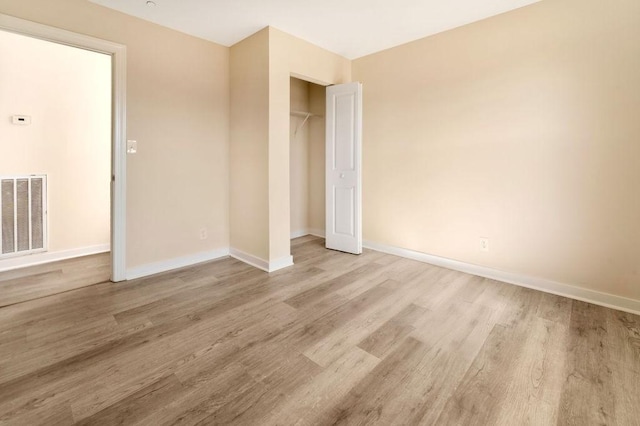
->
480, 237, 489, 252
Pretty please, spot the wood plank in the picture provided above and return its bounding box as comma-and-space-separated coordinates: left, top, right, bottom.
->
0, 253, 110, 307
537, 292, 573, 325
357, 303, 427, 358
557, 301, 618, 425
284, 263, 384, 309
74, 374, 184, 425
436, 315, 569, 425
304, 274, 433, 367
140, 362, 258, 425
264, 347, 380, 425
196, 352, 321, 425
322, 336, 429, 425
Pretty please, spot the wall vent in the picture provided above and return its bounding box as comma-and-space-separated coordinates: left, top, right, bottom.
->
0, 175, 47, 258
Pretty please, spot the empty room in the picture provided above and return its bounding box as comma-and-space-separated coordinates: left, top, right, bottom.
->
0, 0, 638, 424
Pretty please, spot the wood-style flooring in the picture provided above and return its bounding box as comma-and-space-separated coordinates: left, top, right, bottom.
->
0, 253, 110, 307
0, 236, 638, 425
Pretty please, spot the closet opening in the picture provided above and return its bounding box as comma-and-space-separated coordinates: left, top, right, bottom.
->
289, 77, 326, 256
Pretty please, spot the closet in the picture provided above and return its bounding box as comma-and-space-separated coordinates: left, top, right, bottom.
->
289, 77, 325, 240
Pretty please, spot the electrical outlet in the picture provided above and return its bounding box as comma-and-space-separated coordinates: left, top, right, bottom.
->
199, 228, 208, 240
480, 237, 489, 252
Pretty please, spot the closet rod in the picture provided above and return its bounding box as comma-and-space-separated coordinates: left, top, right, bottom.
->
290, 110, 323, 136
290, 110, 323, 118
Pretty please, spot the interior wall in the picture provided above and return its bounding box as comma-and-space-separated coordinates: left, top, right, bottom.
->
290, 77, 310, 236
353, 0, 640, 301
0, 0, 230, 270
269, 27, 351, 263
229, 28, 270, 260
0, 30, 110, 253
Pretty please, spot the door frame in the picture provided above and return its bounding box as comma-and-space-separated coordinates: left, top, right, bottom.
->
0, 13, 127, 281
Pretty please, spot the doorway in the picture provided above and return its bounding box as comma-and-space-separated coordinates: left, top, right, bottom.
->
289, 77, 326, 256
0, 14, 126, 304
0, 29, 111, 258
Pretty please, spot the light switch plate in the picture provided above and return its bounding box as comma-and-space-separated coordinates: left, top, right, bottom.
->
127, 140, 137, 154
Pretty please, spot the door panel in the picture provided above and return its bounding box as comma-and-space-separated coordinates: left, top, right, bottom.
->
333, 186, 355, 236
334, 94, 356, 171
326, 82, 362, 254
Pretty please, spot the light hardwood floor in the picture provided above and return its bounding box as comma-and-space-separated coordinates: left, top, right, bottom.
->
0, 236, 638, 425
0, 253, 111, 307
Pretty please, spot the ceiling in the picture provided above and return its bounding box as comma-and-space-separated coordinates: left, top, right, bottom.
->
89, 0, 541, 59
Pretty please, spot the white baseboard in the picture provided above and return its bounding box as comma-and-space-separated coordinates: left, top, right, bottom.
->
127, 245, 295, 280
230, 248, 294, 273
269, 255, 294, 272
291, 228, 325, 239
229, 248, 269, 271
0, 244, 110, 272
363, 240, 640, 316
126, 248, 229, 280
308, 228, 325, 238
290, 229, 310, 239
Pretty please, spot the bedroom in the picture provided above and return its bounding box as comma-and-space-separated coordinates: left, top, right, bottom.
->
0, 0, 638, 423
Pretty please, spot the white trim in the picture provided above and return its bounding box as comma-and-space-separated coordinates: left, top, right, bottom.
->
308, 228, 326, 238
0, 14, 128, 282
126, 248, 230, 280
110, 34, 127, 282
269, 255, 294, 272
230, 248, 269, 272
291, 228, 326, 239
0, 244, 110, 272
27, 178, 32, 251
363, 240, 640, 316
230, 248, 294, 273
290, 229, 310, 239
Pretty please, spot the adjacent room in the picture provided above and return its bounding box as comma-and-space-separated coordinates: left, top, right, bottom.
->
0, 0, 638, 424
0, 30, 112, 305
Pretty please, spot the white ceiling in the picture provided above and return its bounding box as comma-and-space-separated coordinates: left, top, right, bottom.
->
89, 0, 541, 59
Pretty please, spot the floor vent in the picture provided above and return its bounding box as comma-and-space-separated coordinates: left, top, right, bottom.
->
1, 175, 47, 258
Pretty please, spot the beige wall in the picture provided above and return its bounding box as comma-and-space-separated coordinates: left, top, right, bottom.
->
353, 0, 640, 301
5, 0, 633, 304
229, 28, 270, 260
0, 0, 230, 269
290, 78, 310, 236
0, 30, 110, 253
269, 27, 350, 262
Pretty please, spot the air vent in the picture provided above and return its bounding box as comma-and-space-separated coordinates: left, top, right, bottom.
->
1, 175, 47, 258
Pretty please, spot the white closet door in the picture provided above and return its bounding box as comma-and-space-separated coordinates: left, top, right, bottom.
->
325, 82, 362, 254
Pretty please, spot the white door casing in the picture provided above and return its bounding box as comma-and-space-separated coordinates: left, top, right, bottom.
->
325, 82, 362, 254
